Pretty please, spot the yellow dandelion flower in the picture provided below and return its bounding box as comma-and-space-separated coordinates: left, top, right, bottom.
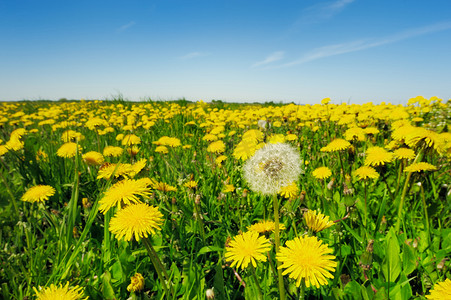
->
82, 151, 104, 166
127, 273, 145, 292
321, 97, 331, 105
127, 145, 140, 156
10, 128, 27, 138
215, 155, 227, 165
57, 142, 82, 158
277, 235, 337, 288
320, 139, 351, 152
61, 130, 84, 143
273, 121, 282, 127
103, 146, 124, 157
393, 148, 416, 160
109, 203, 163, 241
285, 133, 297, 141
21, 185, 56, 203
224, 231, 271, 269
36, 150, 49, 162
247, 220, 286, 234
242, 129, 264, 142
202, 134, 218, 142
152, 181, 177, 192
353, 166, 379, 180
312, 167, 332, 180
404, 162, 437, 173
33, 282, 87, 300
344, 127, 366, 141
85, 117, 108, 130
131, 158, 147, 175
364, 146, 393, 166
152, 136, 182, 147
155, 146, 169, 154
121, 134, 141, 146
363, 127, 379, 135
268, 134, 286, 144
97, 163, 135, 180
426, 278, 451, 300
233, 139, 258, 160
223, 184, 235, 193
184, 180, 198, 189
99, 179, 151, 214
304, 210, 334, 232
278, 182, 299, 199
207, 140, 226, 153
405, 128, 445, 153
5, 137, 24, 151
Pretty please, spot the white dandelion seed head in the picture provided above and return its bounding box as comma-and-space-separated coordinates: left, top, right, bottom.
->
243, 143, 303, 195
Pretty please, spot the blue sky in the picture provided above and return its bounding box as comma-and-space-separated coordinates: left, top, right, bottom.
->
1, 0, 451, 104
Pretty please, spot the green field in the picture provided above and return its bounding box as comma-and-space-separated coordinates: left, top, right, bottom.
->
0, 97, 449, 299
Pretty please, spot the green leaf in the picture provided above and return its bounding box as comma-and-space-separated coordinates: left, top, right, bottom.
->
343, 281, 362, 299
402, 243, 416, 275
373, 287, 388, 300
399, 272, 413, 300
382, 227, 401, 282
197, 246, 223, 257
213, 261, 227, 300
101, 271, 116, 300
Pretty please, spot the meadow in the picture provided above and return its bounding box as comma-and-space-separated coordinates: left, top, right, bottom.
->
0, 96, 449, 299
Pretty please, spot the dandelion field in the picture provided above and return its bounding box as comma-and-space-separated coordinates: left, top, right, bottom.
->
0, 97, 450, 299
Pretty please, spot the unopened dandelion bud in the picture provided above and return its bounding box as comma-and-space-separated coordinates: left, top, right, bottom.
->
195, 194, 201, 205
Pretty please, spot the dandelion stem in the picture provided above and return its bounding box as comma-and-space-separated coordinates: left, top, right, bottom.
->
250, 264, 263, 300
419, 183, 430, 242
0, 161, 19, 216
143, 237, 173, 298
364, 179, 368, 229
273, 194, 286, 300
395, 149, 423, 233
299, 278, 306, 300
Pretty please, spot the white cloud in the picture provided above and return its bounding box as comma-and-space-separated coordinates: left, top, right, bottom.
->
179, 52, 210, 60
117, 21, 136, 33
252, 51, 285, 68
280, 21, 451, 67
296, 0, 355, 25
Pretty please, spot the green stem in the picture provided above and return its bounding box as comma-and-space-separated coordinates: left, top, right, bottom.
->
364, 179, 368, 229
299, 278, 306, 300
194, 197, 206, 244
0, 160, 19, 216
419, 184, 430, 242
142, 237, 173, 298
250, 264, 263, 300
395, 149, 423, 233
273, 194, 286, 300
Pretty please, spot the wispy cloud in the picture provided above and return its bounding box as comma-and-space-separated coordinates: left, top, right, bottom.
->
295, 0, 355, 25
117, 21, 136, 33
252, 51, 285, 68
279, 21, 451, 67
179, 52, 210, 60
